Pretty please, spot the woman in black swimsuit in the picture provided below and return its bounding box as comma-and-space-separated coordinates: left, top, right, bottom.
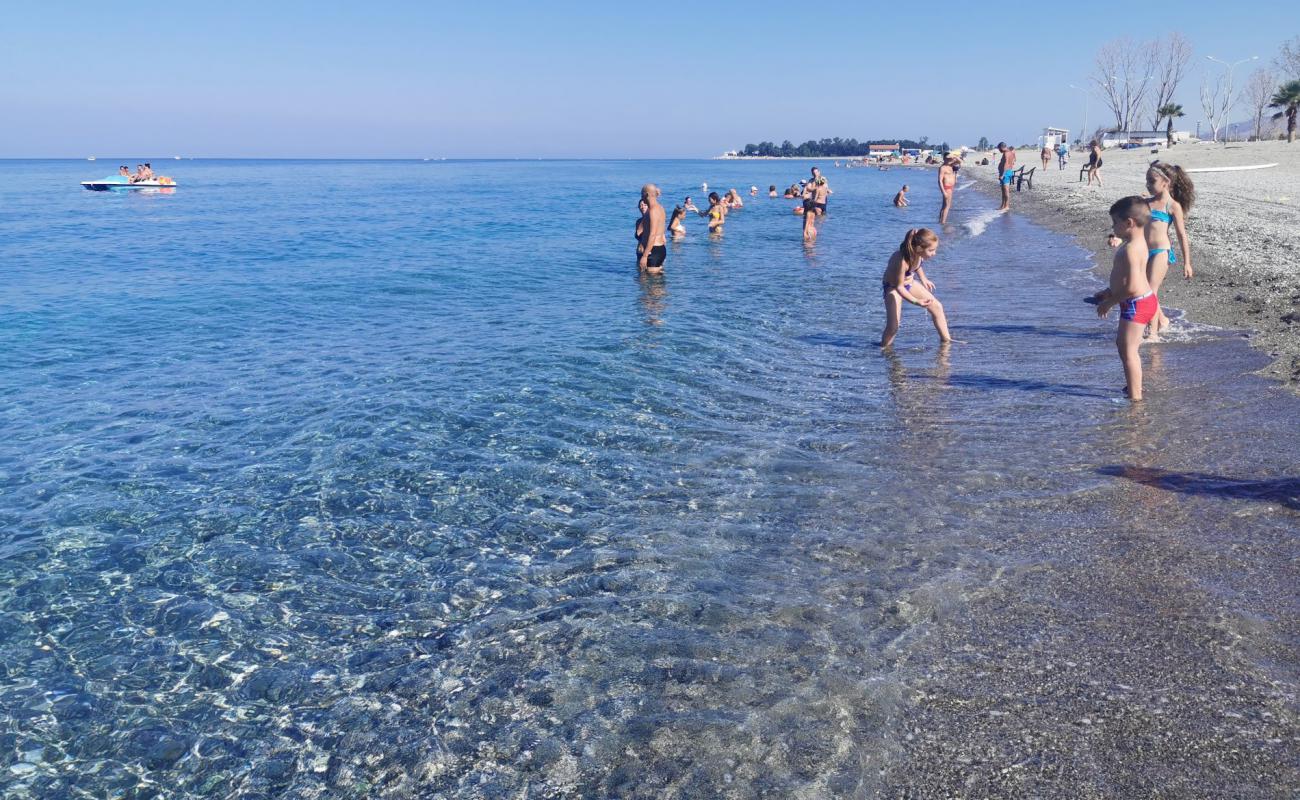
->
1087, 140, 1104, 187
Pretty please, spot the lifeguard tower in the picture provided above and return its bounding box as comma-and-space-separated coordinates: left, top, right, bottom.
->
1038, 127, 1069, 149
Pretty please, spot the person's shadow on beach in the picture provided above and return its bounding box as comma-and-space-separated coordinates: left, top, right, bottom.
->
945, 373, 1113, 399
1098, 465, 1300, 511
960, 323, 1098, 341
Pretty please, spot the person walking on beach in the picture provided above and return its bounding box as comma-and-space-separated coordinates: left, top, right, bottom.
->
1142, 161, 1195, 338
1095, 197, 1155, 401
1040, 145, 1052, 171
1056, 141, 1069, 170
1086, 140, 1103, 187
938, 153, 959, 223
893, 185, 910, 207
637, 184, 666, 273
880, 228, 955, 348
996, 143, 1016, 211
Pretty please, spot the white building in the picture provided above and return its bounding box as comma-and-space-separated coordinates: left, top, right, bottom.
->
1037, 127, 1069, 149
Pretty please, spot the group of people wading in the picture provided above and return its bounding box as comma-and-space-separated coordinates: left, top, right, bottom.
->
635, 166, 832, 272
635, 149, 1193, 402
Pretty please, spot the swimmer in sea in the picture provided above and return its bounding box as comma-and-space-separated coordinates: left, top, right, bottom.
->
637, 184, 666, 273
702, 192, 726, 234
769, 184, 778, 197
750, 185, 758, 196
669, 205, 687, 239
725, 189, 743, 209
635, 199, 649, 251
683, 196, 698, 213
802, 199, 818, 242
893, 185, 909, 207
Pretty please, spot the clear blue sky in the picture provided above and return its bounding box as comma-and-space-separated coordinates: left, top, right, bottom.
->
2, 0, 1293, 158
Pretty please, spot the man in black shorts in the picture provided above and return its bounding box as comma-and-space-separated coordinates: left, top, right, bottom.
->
637, 183, 666, 273
802, 166, 831, 215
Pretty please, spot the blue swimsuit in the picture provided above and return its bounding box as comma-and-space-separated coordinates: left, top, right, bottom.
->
1148, 202, 1178, 264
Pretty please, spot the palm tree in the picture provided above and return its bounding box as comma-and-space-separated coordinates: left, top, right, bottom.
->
1157, 103, 1185, 147
1269, 80, 1300, 143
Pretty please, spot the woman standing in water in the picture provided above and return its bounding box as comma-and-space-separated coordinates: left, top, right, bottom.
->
1143, 161, 1195, 338
937, 153, 958, 224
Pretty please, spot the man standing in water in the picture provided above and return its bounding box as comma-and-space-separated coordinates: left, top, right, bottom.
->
637, 184, 666, 273
996, 142, 1016, 211
803, 166, 831, 216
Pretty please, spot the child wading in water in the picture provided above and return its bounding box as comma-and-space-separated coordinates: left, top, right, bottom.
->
1143, 161, 1195, 338
1096, 197, 1155, 400
880, 228, 954, 347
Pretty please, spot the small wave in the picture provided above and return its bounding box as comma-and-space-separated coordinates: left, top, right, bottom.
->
957, 180, 975, 191
1147, 309, 1227, 343
962, 208, 1004, 238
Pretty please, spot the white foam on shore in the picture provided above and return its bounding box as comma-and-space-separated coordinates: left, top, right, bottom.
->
957, 180, 975, 191
963, 209, 1004, 238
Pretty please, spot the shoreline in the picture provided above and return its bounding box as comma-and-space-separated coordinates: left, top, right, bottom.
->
959, 141, 1300, 392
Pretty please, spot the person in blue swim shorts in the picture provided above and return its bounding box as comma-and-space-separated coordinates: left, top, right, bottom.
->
996, 142, 1016, 211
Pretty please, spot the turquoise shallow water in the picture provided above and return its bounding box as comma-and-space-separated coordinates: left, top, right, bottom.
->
0, 160, 1297, 797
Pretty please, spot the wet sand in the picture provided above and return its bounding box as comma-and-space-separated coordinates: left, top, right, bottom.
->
961, 140, 1300, 390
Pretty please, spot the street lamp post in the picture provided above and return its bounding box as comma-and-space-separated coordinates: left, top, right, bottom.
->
1068, 84, 1090, 146
1205, 55, 1258, 142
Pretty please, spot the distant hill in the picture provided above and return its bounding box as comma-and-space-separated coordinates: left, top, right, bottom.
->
1222, 115, 1285, 141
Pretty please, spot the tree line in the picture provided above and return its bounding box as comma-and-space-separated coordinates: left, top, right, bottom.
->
737, 138, 949, 158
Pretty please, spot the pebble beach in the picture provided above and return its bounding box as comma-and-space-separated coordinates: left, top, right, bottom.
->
964, 140, 1300, 389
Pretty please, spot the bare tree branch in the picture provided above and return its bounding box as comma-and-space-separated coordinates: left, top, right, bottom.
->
1245, 68, 1277, 140
1200, 70, 1239, 142
1151, 32, 1192, 128
1276, 35, 1300, 81
1092, 37, 1156, 132
1093, 39, 1126, 130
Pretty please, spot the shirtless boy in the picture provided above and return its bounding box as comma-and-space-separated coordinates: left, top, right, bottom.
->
1095, 196, 1155, 401
996, 142, 1016, 211
893, 185, 909, 207
637, 184, 666, 273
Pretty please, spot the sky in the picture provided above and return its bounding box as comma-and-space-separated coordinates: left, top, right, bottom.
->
2, 0, 1295, 158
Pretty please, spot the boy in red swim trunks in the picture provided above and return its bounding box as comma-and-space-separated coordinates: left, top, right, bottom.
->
1096, 196, 1154, 401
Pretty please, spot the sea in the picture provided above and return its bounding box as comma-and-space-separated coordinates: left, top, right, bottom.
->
1, 159, 1297, 798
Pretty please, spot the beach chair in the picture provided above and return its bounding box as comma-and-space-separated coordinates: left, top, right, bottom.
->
1014, 166, 1035, 191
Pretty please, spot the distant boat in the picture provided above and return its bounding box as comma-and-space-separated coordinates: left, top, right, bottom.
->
82, 176, 177, 191
87, 156, 96, 161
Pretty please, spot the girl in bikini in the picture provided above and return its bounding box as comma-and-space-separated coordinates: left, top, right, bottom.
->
938, 154, 958, 224
1143, 161, 1195, 337
669, 205, 687, 238
880, 228, 954, 348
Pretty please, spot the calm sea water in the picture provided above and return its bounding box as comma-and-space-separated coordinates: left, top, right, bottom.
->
1, 160, 1297, 798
